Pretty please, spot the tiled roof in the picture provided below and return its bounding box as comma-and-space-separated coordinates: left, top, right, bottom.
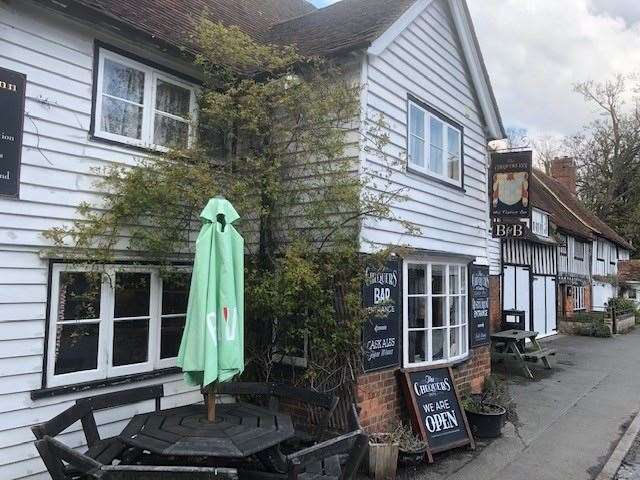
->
56, 0, 316, 52
618, 260, 640, 282
265, 0, 419, 56
533, 170, 632, 250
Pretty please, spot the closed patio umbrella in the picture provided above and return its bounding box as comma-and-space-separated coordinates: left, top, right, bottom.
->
177, 197, 244, 420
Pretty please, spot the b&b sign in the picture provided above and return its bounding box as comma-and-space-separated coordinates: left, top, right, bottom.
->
490, 150, 532, 238
400, 366, 474, 462
492, 221, 525, 238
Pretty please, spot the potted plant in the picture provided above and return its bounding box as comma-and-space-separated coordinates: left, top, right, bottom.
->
462, 375, 517, 439
394, 423, 428, 466
368, 432, 400, 480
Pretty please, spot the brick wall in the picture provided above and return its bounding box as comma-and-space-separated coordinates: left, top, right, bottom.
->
489, 275, 501, 332
355, 346, 491, 433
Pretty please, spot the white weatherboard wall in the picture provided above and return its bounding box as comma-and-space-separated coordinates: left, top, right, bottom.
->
359, 0, 494, 271
0, 4, 202, 479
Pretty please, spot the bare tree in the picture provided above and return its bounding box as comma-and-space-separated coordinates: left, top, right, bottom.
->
531, 133, 565, 174
570, 74, 640, 251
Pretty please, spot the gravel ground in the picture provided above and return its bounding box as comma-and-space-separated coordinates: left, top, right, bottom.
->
616, 431, 640, 480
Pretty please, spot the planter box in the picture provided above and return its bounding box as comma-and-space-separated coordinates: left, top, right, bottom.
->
558, 319, 612, 337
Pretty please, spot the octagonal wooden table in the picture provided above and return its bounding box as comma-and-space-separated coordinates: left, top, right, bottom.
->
119, 402, 295, 461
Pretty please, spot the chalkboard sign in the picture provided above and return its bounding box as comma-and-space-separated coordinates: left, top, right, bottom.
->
362, 259, 401, 372
469, 264, 490, 347
400, 366, 474, 462
0, 67, 26, 198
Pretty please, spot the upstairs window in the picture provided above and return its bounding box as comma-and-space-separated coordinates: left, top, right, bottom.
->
574, 241, 585, 261
596, 238, 605, 260
408, 98, 463, 187
558, 233, 568, 257
93, 47, 197, 151
531, 209, 549, 237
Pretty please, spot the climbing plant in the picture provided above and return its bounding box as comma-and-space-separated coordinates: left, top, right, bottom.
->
44, 21, 414, 391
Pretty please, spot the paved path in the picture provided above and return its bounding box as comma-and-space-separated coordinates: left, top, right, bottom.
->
400, 329, 640, 480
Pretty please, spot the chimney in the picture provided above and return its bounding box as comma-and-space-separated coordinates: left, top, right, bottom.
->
550, 157, 577, 195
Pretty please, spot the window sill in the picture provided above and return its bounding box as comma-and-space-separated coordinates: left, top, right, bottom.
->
406, 166, 465, 193
31, 367, 181, 400
89, 133, 169, 156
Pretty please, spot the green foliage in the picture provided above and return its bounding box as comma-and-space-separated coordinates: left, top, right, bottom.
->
607, 296, 637, 315
44, 22, 411, 391
462, 374, 519, 426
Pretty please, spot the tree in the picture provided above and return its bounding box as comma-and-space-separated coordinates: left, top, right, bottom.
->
44, 22, 410, 392
531, 133, 565, 174
570, 75, 640, 251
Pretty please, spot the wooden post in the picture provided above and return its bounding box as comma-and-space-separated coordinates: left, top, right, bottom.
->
206, 382, 217, 422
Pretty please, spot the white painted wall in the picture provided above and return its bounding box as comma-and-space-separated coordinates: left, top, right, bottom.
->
0, 3, 203, 479
359, 0, 493, 271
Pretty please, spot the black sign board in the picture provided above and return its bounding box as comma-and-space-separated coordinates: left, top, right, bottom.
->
362, 259, 401, 372
469, 264, 490, 347
400, 366, 474, 462
490, 150, 532, 237
0, 67, 26, 198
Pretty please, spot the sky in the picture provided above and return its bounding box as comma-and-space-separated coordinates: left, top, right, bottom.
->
310, 0, 640, 140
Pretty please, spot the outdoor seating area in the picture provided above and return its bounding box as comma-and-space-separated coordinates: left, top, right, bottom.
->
31, 383, 367, 480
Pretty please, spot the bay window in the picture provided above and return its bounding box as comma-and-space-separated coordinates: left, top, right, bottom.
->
408, 97, 463, 187
93, 46, 197, 150
404, 261, 468, 367
46, 264, 190, 388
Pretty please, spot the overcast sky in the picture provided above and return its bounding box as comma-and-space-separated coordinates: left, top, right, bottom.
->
310, 0, 640, 139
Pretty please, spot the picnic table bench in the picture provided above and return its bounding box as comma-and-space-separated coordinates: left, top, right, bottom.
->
490, 329, 556, 379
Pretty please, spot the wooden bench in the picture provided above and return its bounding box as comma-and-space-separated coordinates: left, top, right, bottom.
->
32, 385, 164, 478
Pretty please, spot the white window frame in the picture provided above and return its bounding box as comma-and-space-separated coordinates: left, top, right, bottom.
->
402, 259, 469, 368
94, 47, 198, 151
46, 264, 190, 388
574, 286, 586, 311
531, 208, 549, 237
407, 99, 463, 188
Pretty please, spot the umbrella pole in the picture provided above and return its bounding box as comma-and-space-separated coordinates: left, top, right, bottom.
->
207, 382, 217, 422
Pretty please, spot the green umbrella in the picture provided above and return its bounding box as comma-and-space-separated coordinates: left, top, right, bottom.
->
177, 197, 244, 419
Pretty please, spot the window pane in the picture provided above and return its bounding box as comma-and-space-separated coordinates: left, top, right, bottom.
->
432, 328, 445, 361
432, 296, 445, 327
154, 114, 189, 148
450, 326, 462, 357
113, 319, 149, 366
156, 80, 190, 117
409, 136, 425, 168
432, 265, 445, 294
450, 295, 461, 326
103, 59, 144, 103
408, 265, 426, 294
408, 331, 426, 364
114, 272, 150, 318
460, 267, 467, 294
162, 273, 190, 315
430, 117, 443, 147
447, 127, 461, 181
161, 316, 186, 359
429, 145, 443, 175
408, 297, 427, 328
449, 266, 460, 294
58, 272, 101, 320
460, 296, 467, 325
54, 323, 99, 375
410, 104, 425, 137
429, 117, 444, 174
101, 96, 143, 139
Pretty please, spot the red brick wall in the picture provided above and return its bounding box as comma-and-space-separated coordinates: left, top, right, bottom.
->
356, 346, 491, 433
489, 275, 501, 333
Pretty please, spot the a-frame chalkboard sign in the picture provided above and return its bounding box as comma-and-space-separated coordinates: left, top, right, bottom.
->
399, 366, 475, 462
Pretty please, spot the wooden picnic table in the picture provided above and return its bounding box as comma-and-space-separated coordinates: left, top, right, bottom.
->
490, 329, 555, 379
119, 402, 294, 470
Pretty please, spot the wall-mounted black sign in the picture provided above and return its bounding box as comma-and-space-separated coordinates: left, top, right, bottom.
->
490, 151, 532, 238
469, 264, 490, 347
0, 67, 26, 198
362, 259, 401, 372
400, 366, 474, 462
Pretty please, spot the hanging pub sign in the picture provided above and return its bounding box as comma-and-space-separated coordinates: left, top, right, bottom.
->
400, 366, 475, 462
362, 259, 401, 372
490, 150, 532, 238
0, 67, 26, 198
468, 264, 490, 347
